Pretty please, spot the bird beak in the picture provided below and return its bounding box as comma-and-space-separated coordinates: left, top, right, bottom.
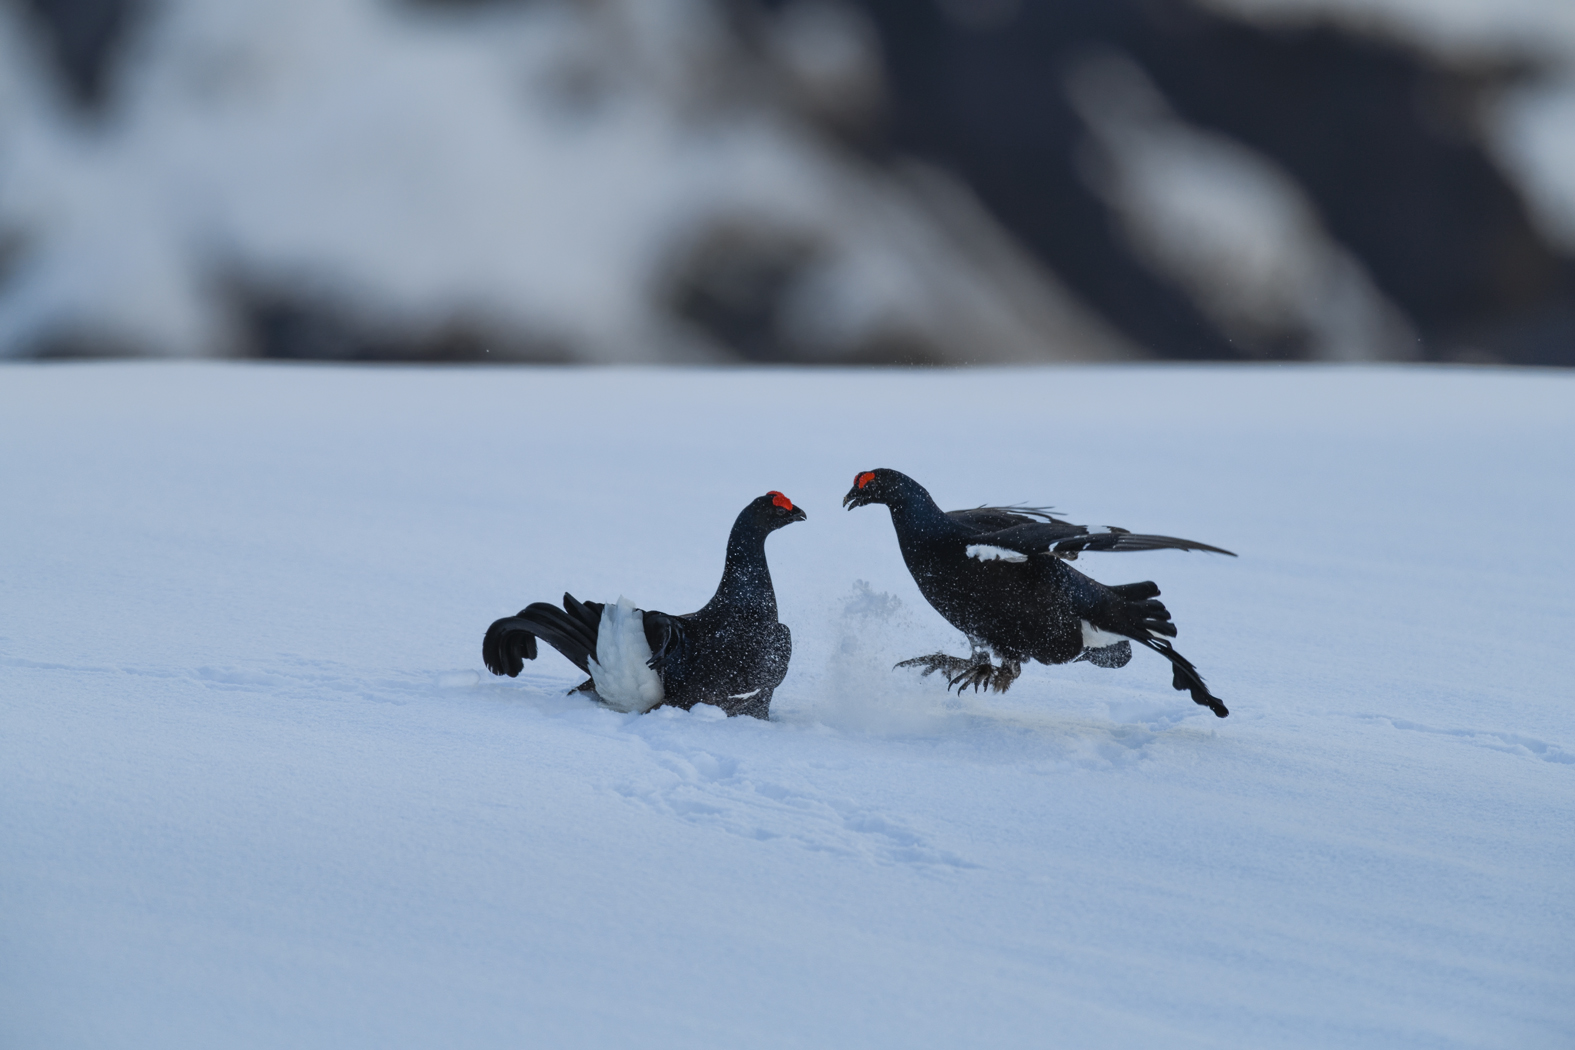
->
842, 486, 865, 510
789, 505, 807, 523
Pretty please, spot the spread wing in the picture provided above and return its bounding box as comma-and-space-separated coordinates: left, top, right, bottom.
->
973, 521, 1236, 558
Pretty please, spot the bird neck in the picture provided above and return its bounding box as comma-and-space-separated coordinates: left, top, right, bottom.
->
708, 522, 777, 617
888, 482, 956, 539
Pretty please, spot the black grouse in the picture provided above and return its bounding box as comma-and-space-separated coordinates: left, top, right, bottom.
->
482, 491, 806, 719
842, 469, 1234, 717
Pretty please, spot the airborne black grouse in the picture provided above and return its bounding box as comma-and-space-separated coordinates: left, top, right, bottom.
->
843, 469, 1234, 717
482, 492, 806, 719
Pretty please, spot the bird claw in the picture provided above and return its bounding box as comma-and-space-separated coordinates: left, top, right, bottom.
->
894, 652, 1021, 693
970, 659, 1021, 693
949, 662, 994, 693
894, 652, 979, 680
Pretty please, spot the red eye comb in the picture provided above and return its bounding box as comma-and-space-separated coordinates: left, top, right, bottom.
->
856, 471, 875, 489
769, 491, 793, 510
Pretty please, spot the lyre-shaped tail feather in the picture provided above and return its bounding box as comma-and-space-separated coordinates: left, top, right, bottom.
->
482, 593, 604, 677
482, 614, 538, 677
1137, 637, 1228, 718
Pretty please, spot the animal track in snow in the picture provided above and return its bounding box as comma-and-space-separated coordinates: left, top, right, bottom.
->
1356, 714, 1572, 765
3, 651, 971, 866
610, 716, 978, 870
0, 651, 476, 707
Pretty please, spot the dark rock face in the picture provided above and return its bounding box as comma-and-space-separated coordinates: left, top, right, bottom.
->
13, 0, 1574, 364
17, 0, 142, 111
805, 0, 1575, 364
240, 290, 571, 364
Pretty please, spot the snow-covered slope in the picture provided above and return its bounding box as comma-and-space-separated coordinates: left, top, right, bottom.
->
1, 363, 1571, 1048
0, 0, 1124, 364
1207, 0, 1575, 252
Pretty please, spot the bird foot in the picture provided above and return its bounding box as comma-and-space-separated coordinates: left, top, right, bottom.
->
968, 658, 1022, 693
895, 652, 1022, 693
895, 651, 981, 680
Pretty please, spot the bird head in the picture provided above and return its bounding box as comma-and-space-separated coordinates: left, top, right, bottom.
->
751, 490, 807, 530
842, 468, 904, 510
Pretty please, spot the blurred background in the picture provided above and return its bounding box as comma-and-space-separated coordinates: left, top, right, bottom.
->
1, 0, 1572, 366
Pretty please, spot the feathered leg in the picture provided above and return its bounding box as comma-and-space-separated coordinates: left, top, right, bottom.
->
896, 650, 1020, 693
895, 650, 987, 683
986, 659, 1022, 692
948, 657, 1020, 693
1074, 641, 1133, 668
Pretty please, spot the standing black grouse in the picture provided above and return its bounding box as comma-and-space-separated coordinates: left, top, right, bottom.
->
482, 492, 806, 719
843, 469, 1234, 717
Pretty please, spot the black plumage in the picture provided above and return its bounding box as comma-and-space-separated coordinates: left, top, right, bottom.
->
482, 492, 806, 719
843, 469, 1234, 717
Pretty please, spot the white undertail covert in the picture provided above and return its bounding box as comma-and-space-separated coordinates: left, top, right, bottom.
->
1080, 620, 1129, 648
587, 597, 665, 713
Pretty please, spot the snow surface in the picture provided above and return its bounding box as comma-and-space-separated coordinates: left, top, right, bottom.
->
1, 362, 1572, 1048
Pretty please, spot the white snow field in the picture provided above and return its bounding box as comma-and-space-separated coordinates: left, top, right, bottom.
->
1, 362, 1571, 1049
